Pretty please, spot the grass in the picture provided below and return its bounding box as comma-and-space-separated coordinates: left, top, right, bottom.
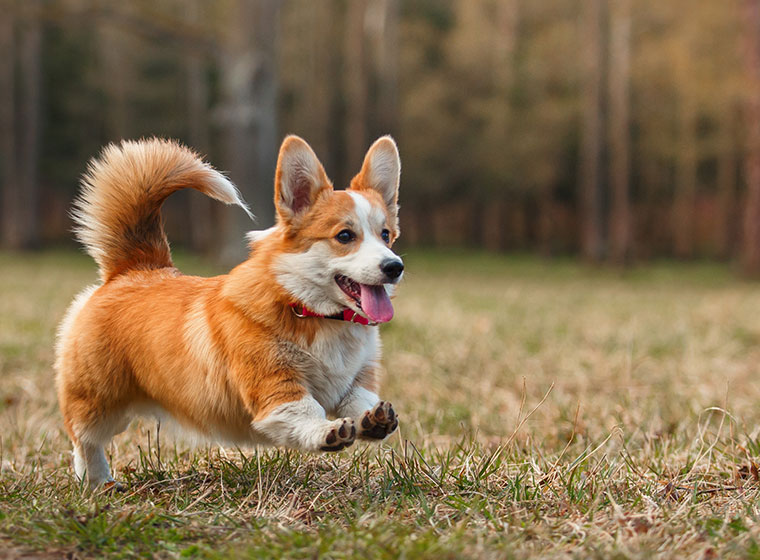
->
3, 249, 760, 558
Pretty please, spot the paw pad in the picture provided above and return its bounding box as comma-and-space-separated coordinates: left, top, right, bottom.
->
358, 401, 399, 440
321, 418, 356, 452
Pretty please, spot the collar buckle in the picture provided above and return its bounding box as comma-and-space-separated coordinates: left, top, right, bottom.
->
291, 304, 306, 318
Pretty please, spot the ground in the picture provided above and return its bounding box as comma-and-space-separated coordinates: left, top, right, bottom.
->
2, 250, 760, 559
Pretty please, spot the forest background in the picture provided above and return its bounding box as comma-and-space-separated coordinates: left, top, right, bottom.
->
2, 0, 760, 269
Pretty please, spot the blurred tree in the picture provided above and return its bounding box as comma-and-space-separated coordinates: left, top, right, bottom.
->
511, 0, 577, 254
98, 11, 134, 140
672, 27, 698, 259
367, 0, 400, 140
183, 0, 214, 253
279, 0, 341, 178
742, 0, 760, 275
6, 0, 43, 250
395, 0, 453, 244
716, 103, 739, 259
344, 0, 369, 178
0, 0, 756, 265
608, 0, 632, 264
307, 0, 338, 165
0, 0, 17, 249
216, 0, 280, 264
579, 0, 607, 261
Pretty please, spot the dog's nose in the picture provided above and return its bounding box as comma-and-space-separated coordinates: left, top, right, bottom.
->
380, 259, 404, 280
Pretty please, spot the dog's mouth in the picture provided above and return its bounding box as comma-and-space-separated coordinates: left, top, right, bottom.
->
335, 274, 394, 323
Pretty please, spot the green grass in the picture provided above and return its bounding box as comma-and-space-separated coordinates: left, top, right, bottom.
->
3, 250, 760, 558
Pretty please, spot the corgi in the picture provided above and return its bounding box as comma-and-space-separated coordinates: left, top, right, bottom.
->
55, 135, 403, 488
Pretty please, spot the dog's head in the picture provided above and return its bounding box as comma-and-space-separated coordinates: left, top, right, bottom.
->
265, 135, 403, 323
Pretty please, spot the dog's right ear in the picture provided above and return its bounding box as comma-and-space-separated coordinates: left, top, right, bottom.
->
274, 135, 332, 225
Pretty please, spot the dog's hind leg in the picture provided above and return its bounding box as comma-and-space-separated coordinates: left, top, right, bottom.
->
73, 441, 112, 486
65, 406, 131, 488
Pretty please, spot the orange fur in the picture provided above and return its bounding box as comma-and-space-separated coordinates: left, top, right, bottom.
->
55, 135, 403, 485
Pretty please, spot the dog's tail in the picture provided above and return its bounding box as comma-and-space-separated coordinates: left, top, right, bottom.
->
73, 138, 252, 282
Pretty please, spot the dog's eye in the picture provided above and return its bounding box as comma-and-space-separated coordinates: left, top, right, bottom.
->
381, 229, 390, 244
335, 229, 355, 244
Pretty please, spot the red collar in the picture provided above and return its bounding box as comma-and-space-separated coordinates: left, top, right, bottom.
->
289, 303, 375, 326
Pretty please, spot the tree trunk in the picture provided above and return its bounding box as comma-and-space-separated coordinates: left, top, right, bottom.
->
306, 0, 335, 167
217, 0, 280, 265
344, 0, 368, 181
716, 103, 738, 259
579, 0, 607, 262
0, 1, 17, 248
98, 16, 132, 141
608, 0, 632, 265
537, 186, 554, 256
742, 0, 760, 275
494, 0, 519, 95
639, 155, 664, 259
366, 0, 399, 138
673, 91, 698, 258
492, 0, 519, 249
0, 1, 40, 250
16, 1, 41, 249
184, 0, 214, 254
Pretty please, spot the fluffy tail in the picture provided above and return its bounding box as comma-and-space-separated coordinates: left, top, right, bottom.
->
73, 138, 252, 282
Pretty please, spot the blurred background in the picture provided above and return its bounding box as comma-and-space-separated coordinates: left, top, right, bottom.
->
1, 0, 759, 269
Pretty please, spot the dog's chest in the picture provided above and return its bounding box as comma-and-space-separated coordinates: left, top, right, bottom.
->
302, 325, 378, 412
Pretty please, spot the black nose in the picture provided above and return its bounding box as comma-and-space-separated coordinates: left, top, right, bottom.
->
380, 259, 404, 280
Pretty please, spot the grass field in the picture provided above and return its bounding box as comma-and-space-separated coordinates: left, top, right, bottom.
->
3, 250, 760, 558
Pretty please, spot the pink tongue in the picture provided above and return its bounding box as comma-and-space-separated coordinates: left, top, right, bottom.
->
359, 284, 394, 323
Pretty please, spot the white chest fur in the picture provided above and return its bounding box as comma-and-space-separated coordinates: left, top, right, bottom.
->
301, 324, 379, 414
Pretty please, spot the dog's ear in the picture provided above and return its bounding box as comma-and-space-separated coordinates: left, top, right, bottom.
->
350, 136, 401, 225
274, 135, 332, 225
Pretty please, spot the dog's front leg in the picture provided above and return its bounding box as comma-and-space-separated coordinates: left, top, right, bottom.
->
253, 394, 357, 452
335, 370, 399, 441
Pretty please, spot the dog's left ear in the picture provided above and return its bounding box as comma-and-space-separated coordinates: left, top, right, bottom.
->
350, 136, 401, 226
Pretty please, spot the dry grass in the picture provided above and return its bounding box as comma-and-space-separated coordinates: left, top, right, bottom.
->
3, 250, 760, 558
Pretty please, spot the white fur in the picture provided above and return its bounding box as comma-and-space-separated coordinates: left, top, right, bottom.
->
304, 326, 380, 414
270, 190, 397, 422
275, 242, 348, 316
336, 386, 380, 419
74, 442, 113, 487
343, 192, 401, 285
245, 226, 277, 245
70, 409, 132, 487
252, 395, 350, 451
205, 169, 254, 221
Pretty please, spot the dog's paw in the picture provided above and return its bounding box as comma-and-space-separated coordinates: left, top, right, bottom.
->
358, 401, 398, 440
320, 418, 356, 452
100, 480, 127, 493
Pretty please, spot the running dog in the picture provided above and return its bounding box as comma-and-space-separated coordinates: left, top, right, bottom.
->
55, 135, 402, 487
